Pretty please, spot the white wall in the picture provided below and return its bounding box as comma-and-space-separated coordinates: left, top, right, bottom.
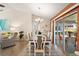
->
0, 8, 32, 33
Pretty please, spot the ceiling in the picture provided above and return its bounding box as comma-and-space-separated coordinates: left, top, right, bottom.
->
1, 3, 68, 20
27, 3, 68, 20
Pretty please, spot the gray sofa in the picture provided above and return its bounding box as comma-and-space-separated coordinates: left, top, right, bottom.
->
0, 36, 15, 48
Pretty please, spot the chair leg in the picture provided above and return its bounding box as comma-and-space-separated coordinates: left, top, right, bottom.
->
49, 43, 51, 56
29, 42, 30, 56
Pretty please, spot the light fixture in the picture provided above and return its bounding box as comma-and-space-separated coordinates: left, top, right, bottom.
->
35, 7, 44, 23
40, 18, 44, 22
35, 18, 40, 22
35, 18, 44, 22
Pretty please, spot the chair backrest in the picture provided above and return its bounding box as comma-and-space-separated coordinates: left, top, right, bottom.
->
28, 33, 33, 40
37, 36, 42, 49
37, 36, 42, 44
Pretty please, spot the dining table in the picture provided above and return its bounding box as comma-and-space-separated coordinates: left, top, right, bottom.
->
29, 34, 51, 56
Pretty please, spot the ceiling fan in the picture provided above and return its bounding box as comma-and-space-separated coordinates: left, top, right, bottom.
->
0, 4, 5, 12
0, 4, 5, 7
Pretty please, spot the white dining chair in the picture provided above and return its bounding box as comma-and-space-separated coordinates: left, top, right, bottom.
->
34, 35, 45, 56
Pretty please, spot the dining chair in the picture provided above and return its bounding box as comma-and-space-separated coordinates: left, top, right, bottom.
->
34, 35, 45, 56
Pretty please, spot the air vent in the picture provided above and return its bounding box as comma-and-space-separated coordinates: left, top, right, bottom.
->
0, 4, 5, 7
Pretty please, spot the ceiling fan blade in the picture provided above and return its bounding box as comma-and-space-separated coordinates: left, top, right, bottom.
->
0, 4, 5, 7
